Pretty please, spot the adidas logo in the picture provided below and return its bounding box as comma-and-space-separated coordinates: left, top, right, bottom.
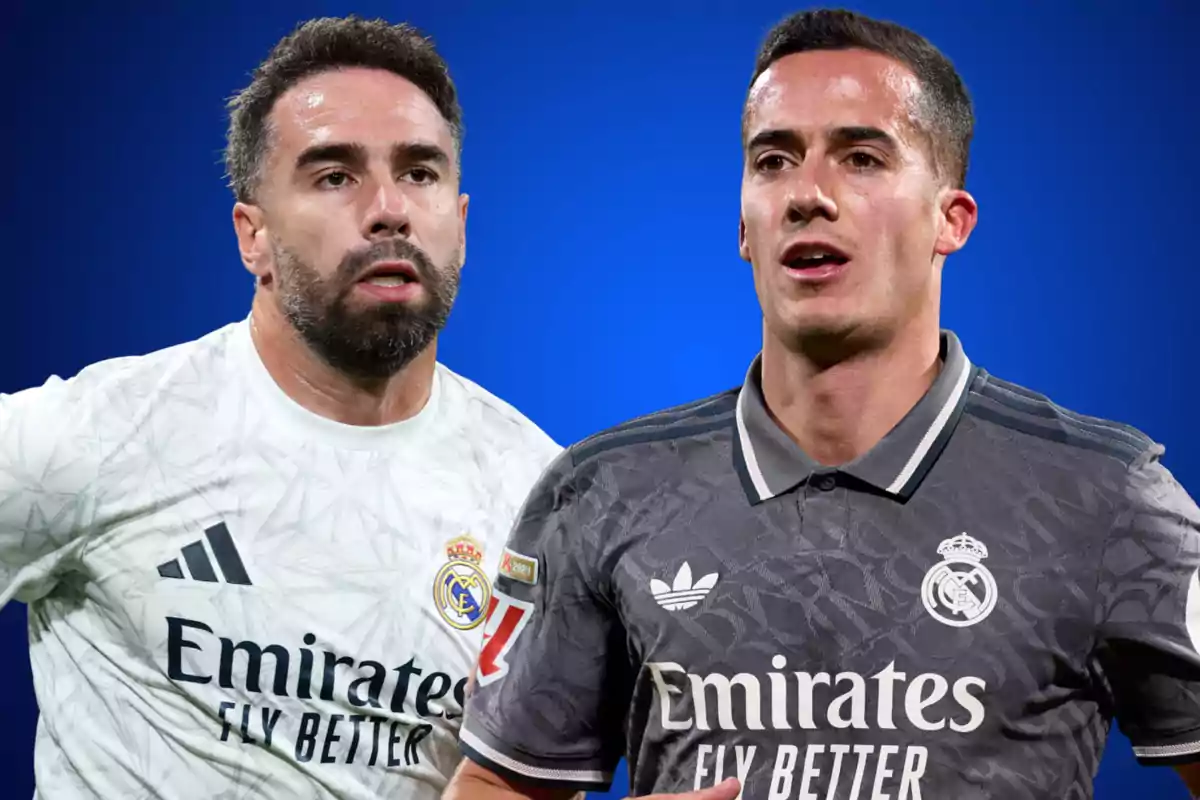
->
650, 562, 718, 611
157, 522, 252, 586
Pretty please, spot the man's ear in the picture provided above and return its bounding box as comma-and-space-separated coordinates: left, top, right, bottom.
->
933, 188, 978, 257
233, 202, 272, 281
458, 192, 469, 265
738, 214, 751, 263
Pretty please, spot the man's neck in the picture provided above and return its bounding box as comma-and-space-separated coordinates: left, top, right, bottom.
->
760, 320, 942, 467
248, 294, 436, 427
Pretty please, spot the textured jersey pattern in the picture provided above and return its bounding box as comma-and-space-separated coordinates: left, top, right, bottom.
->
463, 368, 1200, 800
0, 319, 561, 800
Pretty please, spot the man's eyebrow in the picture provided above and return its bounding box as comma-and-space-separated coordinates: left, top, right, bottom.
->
294, 142, 368, 171
393, 141, 451, 169
745, 128, 805, 152
745, 126, 898, 153
293, 141, 453, 176
827, 126, 897, 149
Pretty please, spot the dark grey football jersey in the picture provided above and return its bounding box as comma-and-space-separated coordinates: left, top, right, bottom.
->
461, 331, 1200, 800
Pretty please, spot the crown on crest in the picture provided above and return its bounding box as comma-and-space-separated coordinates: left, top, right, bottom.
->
936, 533, 988, 562
446, 535, 483, 565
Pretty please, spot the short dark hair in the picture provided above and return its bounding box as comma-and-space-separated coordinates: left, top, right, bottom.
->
746, 8, 973, 188
224, 16, 463, 203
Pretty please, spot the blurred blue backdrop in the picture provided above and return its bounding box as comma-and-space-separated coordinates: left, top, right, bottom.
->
1, 1, 1196, 797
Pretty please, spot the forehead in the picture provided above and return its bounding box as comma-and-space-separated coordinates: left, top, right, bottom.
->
268, 66, 453, 163
745, 49, 924, 141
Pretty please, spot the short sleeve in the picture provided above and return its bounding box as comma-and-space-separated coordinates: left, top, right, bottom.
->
0, 375, 100, 606
1094, 446, 1200, 766
459, 449, 631, 792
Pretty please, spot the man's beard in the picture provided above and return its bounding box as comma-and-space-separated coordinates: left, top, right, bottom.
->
273, 237, 461, 382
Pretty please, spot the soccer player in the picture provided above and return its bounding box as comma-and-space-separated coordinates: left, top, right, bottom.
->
446, 8, 1200, 800
0, 16, 559, 800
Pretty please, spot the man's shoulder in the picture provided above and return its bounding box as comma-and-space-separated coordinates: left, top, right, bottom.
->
565, 386, 740, 471
962, 369, 1159, 473
434, 362, 561, 464
0, 321, 244, 498
3, 320, 243, 419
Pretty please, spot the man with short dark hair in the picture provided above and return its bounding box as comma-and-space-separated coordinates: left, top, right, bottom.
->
0, 16, 558, 799
445, 8, 1200, 799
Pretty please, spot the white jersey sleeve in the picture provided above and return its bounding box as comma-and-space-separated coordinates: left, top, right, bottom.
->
0, 370, 113, 606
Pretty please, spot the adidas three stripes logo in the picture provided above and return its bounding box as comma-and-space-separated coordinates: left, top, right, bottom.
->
157, 522, 252, 586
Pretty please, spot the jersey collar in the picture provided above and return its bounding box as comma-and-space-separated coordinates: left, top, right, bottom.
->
732, 330, 977, 504
231, 316, 443, 450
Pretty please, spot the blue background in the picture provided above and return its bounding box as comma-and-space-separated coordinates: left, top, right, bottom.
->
2, 1, 1196, 797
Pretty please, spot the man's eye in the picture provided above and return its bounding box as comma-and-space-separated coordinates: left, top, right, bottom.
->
318, 171, 351, 188
407, 167, 437, 184
756, 154, 788, 172
847, 152, 883, 170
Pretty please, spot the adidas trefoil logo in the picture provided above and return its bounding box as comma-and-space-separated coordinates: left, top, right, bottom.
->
651, 562, 719, 611
157, 522, 253, 586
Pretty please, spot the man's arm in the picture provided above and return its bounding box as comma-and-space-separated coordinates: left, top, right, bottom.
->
443, 759, 580, 800
452, 450, 746, 800
1093, 446, 1200, 783
1176, 764, 1200, 797
443, 759, 740, 800
454, 449, 630, 794
0, 376, 98, 608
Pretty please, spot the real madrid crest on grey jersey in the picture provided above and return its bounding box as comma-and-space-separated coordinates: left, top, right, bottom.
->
919, 532, 998, 628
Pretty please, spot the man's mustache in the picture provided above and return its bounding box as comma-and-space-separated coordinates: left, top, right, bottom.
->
337, 238, 436, 283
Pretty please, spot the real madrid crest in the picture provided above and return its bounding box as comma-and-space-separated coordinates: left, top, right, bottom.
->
433, 535, 492, 631
920, 533, 998, 628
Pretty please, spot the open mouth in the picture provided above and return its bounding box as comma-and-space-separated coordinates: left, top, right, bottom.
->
358, 261, 419, 286
783, 243, 850, 271
352, 260, 424, 302
361, 274, 416, 286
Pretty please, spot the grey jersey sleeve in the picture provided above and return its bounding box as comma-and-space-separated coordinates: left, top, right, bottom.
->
0, 376, 98, 607
459, 449, 630, 792
1094, 446, 1200, 765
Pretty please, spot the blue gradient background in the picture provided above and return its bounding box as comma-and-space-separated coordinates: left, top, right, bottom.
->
1, 2, 1196, 798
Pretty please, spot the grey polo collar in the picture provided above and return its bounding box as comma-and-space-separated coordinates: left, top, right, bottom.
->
732, 331, 977, 503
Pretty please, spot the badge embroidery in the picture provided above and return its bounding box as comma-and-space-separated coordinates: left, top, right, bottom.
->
433, 535, 492, 631
476, 592, 535, 687
498, 548, 539, 586
920, 533, 998, 628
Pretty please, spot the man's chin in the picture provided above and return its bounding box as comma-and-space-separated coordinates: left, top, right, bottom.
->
287, 311, 440, 379
773, 310, 860, 342
767, 311, 889, 361
313, 334, 434, 381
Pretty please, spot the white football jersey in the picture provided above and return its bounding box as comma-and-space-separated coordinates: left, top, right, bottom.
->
0, 318, 561, 800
